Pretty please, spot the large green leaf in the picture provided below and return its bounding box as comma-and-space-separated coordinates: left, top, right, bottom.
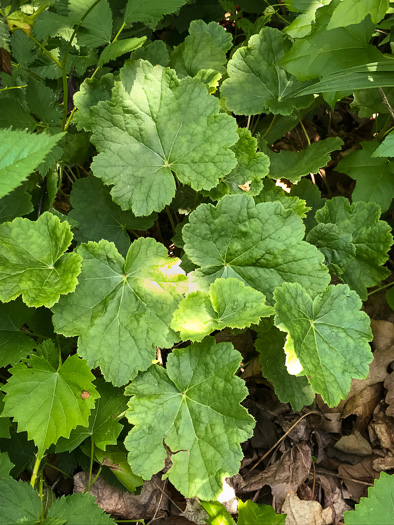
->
344, 473, 394, 524
69, 176, 157, 257
221, 27, 313, 116
47, 493, 115, 524
282, 2, 383, 81
171, 278, 273, 342
267, 137, 343, 183
89, 60, 238, 216
124, 337, 255, 500
0, 479, 41, 525
170, 19, 230, 77
183, 194, 330, 304
335, 142, 394, 213
308, 197, 393, 299
256, 323, 314, 411
56, 377, 127, 453
0, 129, 64, 198
328, 0, 389, 30
274, 282, 373, 406
2, 354, 99, 455
124, 0, 189, 27
0, 212, 82, 308
52, 238, 187, 386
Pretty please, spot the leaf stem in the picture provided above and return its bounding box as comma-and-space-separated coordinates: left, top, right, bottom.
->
299, 119, 310, 146
87, 437, 94, 493
27, 34, 62, 68
261, 114, 277, 140
0, 84, 27, 92
165, 206, 177, 235
113, 21, 126, 43
368, 281, 394, 296
378, 87, 394, 121
30, 453, 42, 488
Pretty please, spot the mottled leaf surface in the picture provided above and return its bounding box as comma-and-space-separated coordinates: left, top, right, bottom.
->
125, 337, 255, 500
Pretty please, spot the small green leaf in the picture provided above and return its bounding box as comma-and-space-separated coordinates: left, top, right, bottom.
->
0, 479, 41, 525
172, 277, 273, 342
0, 452, 14, 478
69, 175, 157, 256
256, 323, 314, 411
183, 194, 330, 304
284, 0, 330, 39
26, 78, 61, 126
0, 129, 64, 198
274, 282, 373, 406
0, 186, 33, 224
267, 137, 343, 183
0, 212, 82, 308
328, 0, 389, 30
47, 493, 116, 524
0, 299, 36, 367
131, 39, 169, 66
52, 238, 187, 386
254, 179, 310, 218
98, 37, 147, 67
56, 377, 127, 453
94, 445, 144, 492
73, 73, 114, 132
125, 337, 255, 500
344, 472, 394, 524
2, 354, 99, 455
309, 197, 393, 299
221, 27, 313, 116
201, 500, 237, 525
69, 0, 113, 47
90, 59, 238, 216
372, 130, 394, 157
290, 178, 325, 233
124, 0, 189, 27
238, 499, 286, 525
335, 142, 394, 213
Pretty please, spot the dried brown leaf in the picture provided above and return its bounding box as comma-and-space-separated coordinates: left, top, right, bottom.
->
334, 432, 372, 457
283, 492, 334, 525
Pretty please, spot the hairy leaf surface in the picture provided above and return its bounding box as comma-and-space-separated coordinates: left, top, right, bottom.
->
125, 0, 189, 27
254, 179, 309, 218
2, 354, 99, 455
125, 337, 255, 500
90, 60, 238, 216
52, 238, 187, 386
183, 194, 330, 303
274, 282, 373, 406
0, 479, 41, 525
0, 212, 82, 308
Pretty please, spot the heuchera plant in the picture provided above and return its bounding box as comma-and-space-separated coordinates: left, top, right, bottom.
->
0, 0, 394, 522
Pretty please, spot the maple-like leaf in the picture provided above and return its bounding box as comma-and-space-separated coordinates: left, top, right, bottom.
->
124, 337, 255, 500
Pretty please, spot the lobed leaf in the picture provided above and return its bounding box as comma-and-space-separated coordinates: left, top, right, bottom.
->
125, 337, 255, 500
124, 0, 189, 27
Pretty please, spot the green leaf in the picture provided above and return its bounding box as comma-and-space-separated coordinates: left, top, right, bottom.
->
290, 178, 325, 233
90, 60, 238, 216
98, 37, 147, 67
274, 282, 373, 406
52, 238, 187, 386
310, 196, 393, 299
56, 377, 127, 453
26, 78, 61, 126
170, 19, 230, 77
0, 129, 63, 198
125, 337, 255, 500
11, 30, 38, 67
172, 277, 273, 342
69, 175, 157, 257
267, 137, 343, 183
238, 499, 286, 525
0, 479, 41, 525
73, 73, 114, 132
372, 130, 394, 157
0, 452, 13, 478
0, 185, 33, 223
124, 0, 189, 27
328, 0, 389, 30
131, 39, 169, 66
0, 98, 37, 131
0, 299, 36, 367
344, 472, 394, 524
183, 194, 330, 304
0, 18, 10, 52
208, 128, 270, 199
282, 3, 383, 81
201, 500, 236, 525
254, 179, 310, 218
306, 223, 354, 275
47, 493, 115, 524
2, 354, 99, 455
256, 323, 315, 411
69, 0, 113, 47
0, 212, 82, 308
0, 426, 35, 475
221, 27, 313, 116
284, 0, 330, 39
94, 444, 144, 492
335, 141, 394, 213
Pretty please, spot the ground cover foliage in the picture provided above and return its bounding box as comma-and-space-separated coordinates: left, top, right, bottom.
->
1, 0, 394, 523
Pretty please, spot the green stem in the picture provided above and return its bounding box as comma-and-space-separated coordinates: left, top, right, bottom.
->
27, 34, 62, 68
61, 0, 104, 129
87, 437, 94, 493
368, 281, 394, 296
299, 119, 310, 146
39, 471, 45, 521
30, 454, 42, 488
262, 114, 277, 140
113, 21, 126, 42
0, 85, 27, 92
84, 466, 102, 493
